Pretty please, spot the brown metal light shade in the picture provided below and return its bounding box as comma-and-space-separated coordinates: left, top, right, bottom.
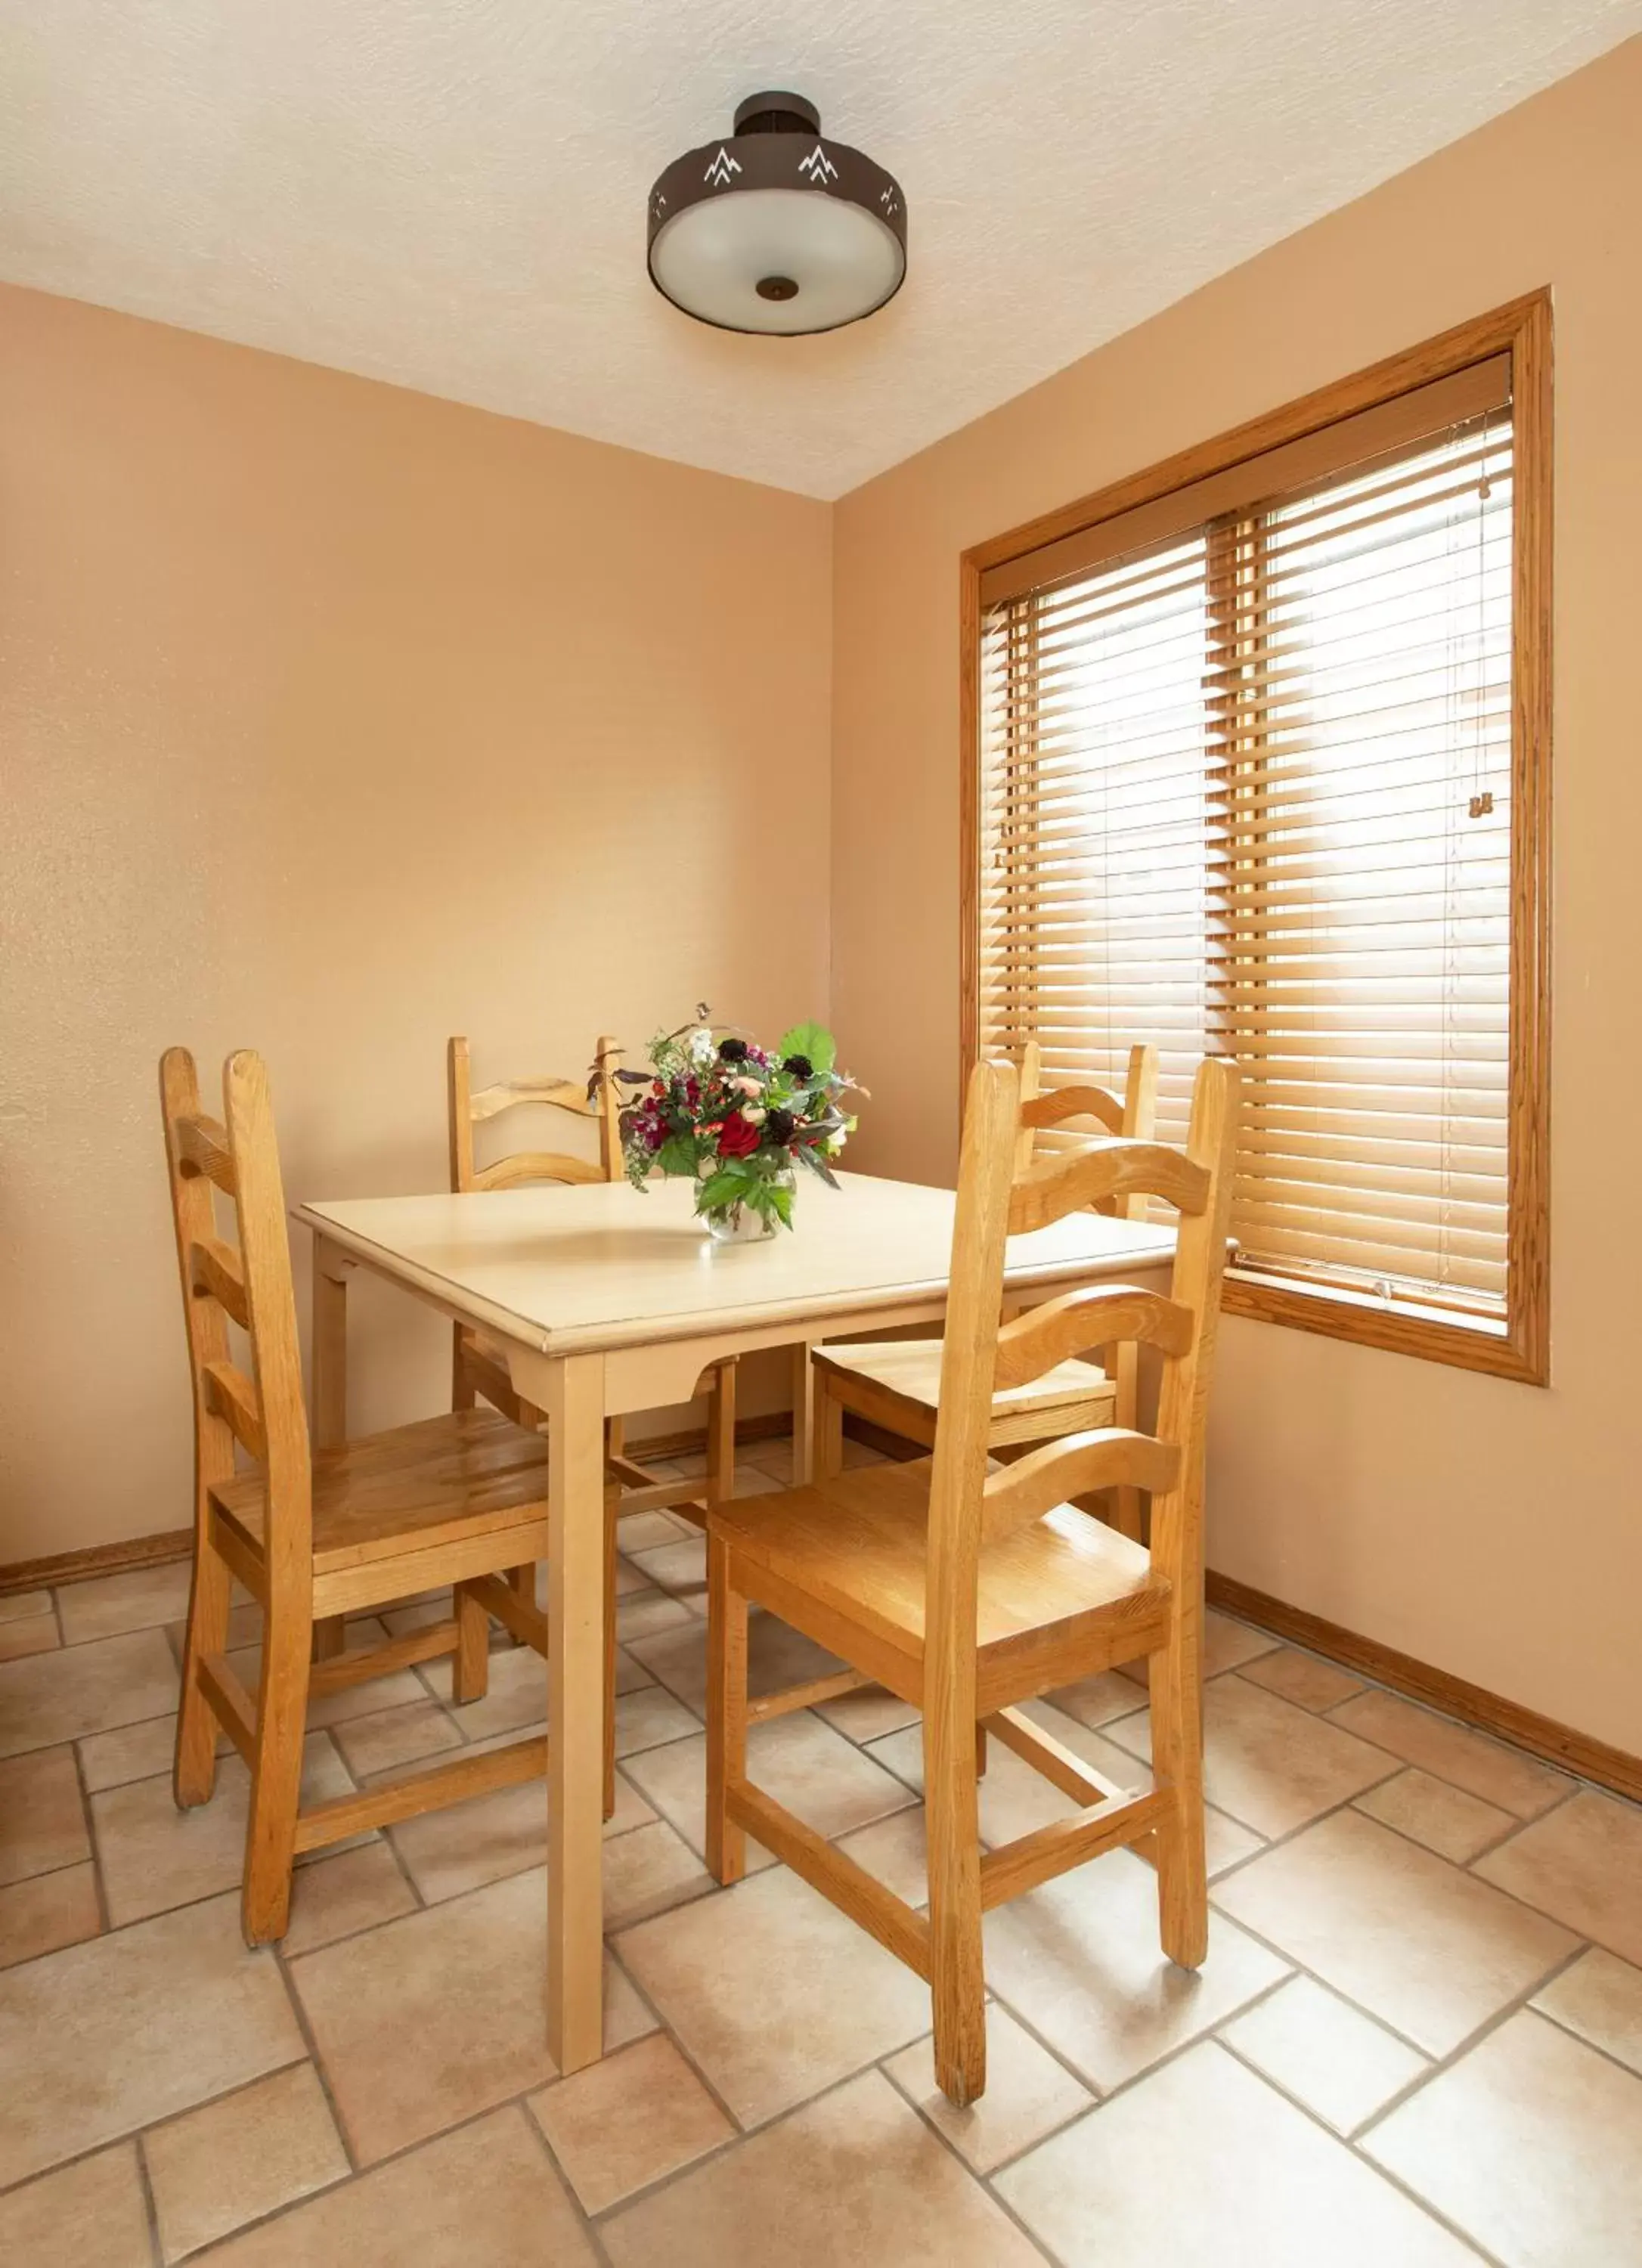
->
647, 92, 907, 337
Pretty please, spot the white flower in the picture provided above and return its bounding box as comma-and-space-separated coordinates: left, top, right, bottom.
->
688, 1027, 715, 1064
742, 1106, 767, 1125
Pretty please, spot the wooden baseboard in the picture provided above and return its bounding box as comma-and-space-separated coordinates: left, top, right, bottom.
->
1, 1526, 196, 1597
0, 1409, 797, 1597
1207, 1571, 1642, 1807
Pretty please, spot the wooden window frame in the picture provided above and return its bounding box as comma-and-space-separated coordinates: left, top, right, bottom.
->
960, 293, 1551, 1384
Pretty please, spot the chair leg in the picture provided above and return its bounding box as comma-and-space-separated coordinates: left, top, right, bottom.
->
174, 1532, 232, 1809
705, 1534, 748, 1885
242, 1610, 311, 1945
452, 1582, 491, 1703
974, 1721, 989, 1780
1148, 1619, 1208, 1969
926, 1702, 987, 2107
312, 1617, 348, 1662
603, 1483, 620, 1821
818, 1378, 845, 1480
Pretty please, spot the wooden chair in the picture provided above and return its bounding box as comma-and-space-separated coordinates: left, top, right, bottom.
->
162, 1046, 561, 1947
810, 1042, 1158, 1534
446, 1035, 739, 1803
705, 1052, 1238, 2105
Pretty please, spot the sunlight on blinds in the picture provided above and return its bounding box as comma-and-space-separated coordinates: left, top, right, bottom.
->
978, 398, 1514, 1321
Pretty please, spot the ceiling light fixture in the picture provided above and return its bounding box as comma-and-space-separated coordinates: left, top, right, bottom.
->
647, 93, 906, 337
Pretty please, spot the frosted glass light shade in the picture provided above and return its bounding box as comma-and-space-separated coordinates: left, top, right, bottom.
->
650, 190, 905, 336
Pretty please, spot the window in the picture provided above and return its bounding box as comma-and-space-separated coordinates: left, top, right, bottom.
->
962, 299, 1550, 1380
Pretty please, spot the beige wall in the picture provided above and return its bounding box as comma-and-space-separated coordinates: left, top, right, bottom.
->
832, 39, 1642, 1753
0, 286, 832, 1564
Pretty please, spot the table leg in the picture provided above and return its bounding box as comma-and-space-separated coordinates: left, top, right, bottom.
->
310, 1238, 351, 1662
789, 1340, 816, 1486
541, 1348, 607, 2072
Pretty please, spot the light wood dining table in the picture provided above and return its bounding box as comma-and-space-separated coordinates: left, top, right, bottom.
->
293, 1170, 1179, 2073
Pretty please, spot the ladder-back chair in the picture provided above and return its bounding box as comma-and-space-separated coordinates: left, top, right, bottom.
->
447, 1035, 740, 1802
811, 1042, 1158, 1533
705, 1052, 1238, 2105
163, 1046, 559, 1946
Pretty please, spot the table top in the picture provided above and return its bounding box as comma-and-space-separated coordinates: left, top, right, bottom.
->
295, 1171, 1179, 1357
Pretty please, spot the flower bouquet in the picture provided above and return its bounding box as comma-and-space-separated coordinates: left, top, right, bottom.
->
603, 1008, 863, 1241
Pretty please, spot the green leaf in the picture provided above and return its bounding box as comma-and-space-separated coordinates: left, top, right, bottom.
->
656, 1132, 699, 1179
766, 1178, 795, 1228
776, 1021, 836, 1074
697, 1167, 751, 1213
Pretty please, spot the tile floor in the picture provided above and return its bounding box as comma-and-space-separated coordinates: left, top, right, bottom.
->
2, 1436, 1640, 2263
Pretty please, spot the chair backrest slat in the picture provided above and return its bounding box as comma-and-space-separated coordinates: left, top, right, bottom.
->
160, 1048, 314, 1599
472, 1151, 606, 1193
929, 1052, 1239, 1637
468, 1075, 595, 1125
981, 1428, 1183, 1543
448, 1032, 623, 1192
992, 1284, 1195, 1389
1008, 1139, 1210, 1237
1014, 1041, 1157, 1220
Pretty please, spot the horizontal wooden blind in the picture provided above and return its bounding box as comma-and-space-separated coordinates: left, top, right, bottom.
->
978, 363, 1516, 1322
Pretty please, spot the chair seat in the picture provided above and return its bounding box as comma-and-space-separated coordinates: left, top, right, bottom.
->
211, 1407, 550, 1576
711, 1457, 1170, 1712
813, 1339, 1116, 1450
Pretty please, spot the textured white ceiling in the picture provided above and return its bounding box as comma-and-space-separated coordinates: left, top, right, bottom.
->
2, 2, 1637, 497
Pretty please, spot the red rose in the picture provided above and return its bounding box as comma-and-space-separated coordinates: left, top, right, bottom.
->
715, 1113, 761, 1159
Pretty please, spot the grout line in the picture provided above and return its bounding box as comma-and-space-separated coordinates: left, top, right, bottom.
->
131, 2132, 166, 2267
67, 1735, 113, 1937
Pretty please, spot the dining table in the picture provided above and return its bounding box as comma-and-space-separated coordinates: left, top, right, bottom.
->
292, 1168, 1180, 2073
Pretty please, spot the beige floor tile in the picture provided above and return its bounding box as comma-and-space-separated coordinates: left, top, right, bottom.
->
627, 1710, 912, 1865
279, 1841, 420, 1957
615, 1584, 698, 1643
79, 1712, 183, 1792
57, 1559, 196, 1644
1237, 1647, 1366, 1713
0, 1627, 178, 1758
529, 2031, 734, 2213
1047, 1666, 1156, 1729
194, 2105, 596, 2266
1222, 1973, 1430, 2133
616, 1508, 696, 1553
616, 1730, 776, 1876
0, 2142, 153, 2266
0, 1587, 54, 1623
628, 1535, 708, 1600
288, 1867, 562, 2163
1105, 1674, 1398, 1837
1533, 1947, 1642, 2077
1355, 1766, 1515, 1864
222, 1641, 429, 1730
145, 2062, 349, 2262
871, 1720, 1098, 1845
380, 1594, 453, 1638
885, 2001, 1092, 2173
0, 1889, 303, 2186
92, 1733, 357, 1926
387, 1767, 651, 1904
602, 2068, 1042, 2267
839, 1435, 888, 1468
746, 1438, 796, 1483
613, 1681, 701, 1758
615, 1865, 934, 2127
731, 1464, 780, 1498
1214, 1808, 1577, 2055
1116, 1609, 1281, 1686
999, 2039, 1478, 2266
414, 1641, 550, 1737
0, 1744, 90, 1885
332, 1698, 463, 1780
612, 1646, 652, 1696
835, 1805, 936, 1905
1366, 2008, 1642, 2268
0, 1859, 102, 1970
626, 1608, 845, 1721
1474, 1789, 1642, 1964
602, 1817, 712, 1927
0, 1613, 58, 1662
813, 1681, 922, 1742
1330, 1690, 1569, 1819
983, 1845, 1287, 2092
